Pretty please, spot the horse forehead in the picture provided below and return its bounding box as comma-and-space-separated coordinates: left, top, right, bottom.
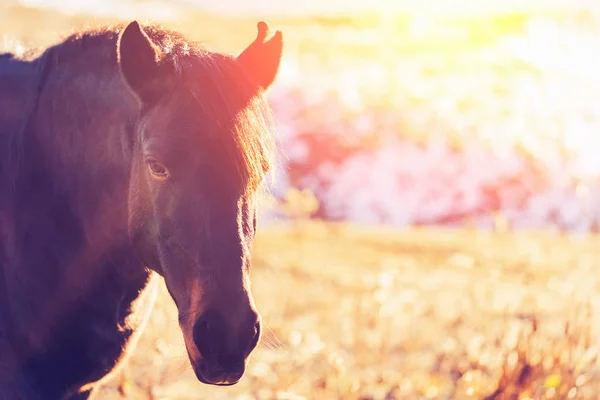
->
156, 88, 234, 131
149, 97, 241, 153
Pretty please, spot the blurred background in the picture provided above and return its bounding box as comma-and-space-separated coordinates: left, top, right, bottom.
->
3, 0, 600, 398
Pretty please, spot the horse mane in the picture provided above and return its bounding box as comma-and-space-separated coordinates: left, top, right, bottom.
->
3, 22, 276, 199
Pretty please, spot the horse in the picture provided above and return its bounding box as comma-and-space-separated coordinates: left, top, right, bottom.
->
0, 19, 283, 399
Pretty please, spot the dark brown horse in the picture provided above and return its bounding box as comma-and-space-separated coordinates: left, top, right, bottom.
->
0, 19, 282, 399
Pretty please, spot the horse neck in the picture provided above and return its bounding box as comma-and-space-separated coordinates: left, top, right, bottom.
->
6, 41, 142, 288
0, 44, 151, 351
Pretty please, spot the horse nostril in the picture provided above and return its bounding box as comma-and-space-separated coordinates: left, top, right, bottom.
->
253, 320, 261, 338
193, 310, 226, 360
247, 319, 261, 353
193, 310, 261, 362
199, 320, 210, 334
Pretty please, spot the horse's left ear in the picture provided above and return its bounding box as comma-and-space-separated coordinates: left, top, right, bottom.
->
237, 21, 283, 91
117, 21, 164, 102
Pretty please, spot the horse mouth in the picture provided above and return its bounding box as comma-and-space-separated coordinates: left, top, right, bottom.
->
193, 362, 244, 386
196, 374, 240, 386
186, 348, 245, 386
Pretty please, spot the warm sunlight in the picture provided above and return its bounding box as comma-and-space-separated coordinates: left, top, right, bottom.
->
2, 0, 600, 399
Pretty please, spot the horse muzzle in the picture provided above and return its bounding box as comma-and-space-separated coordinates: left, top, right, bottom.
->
185, 307, 260, 386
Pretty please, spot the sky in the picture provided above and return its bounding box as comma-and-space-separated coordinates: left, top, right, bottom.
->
179, 0, 599, 16
13, 0, 600, 18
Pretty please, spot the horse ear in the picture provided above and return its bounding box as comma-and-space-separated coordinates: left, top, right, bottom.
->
237, 21, 283, 91
117, 21, 163, 102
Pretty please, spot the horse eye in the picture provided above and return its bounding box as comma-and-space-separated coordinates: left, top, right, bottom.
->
147, 159, 169, 178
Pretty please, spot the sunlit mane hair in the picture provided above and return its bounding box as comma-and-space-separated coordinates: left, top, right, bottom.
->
5, 23, 276, 197
133, 24, 277, 195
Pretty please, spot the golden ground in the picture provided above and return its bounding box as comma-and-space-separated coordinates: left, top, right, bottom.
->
93, 222, 600, 399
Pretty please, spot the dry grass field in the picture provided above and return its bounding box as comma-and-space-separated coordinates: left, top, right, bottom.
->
88, 221, 600, 399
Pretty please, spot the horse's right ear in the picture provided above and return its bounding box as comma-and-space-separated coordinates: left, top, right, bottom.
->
117, 21, 163, 102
